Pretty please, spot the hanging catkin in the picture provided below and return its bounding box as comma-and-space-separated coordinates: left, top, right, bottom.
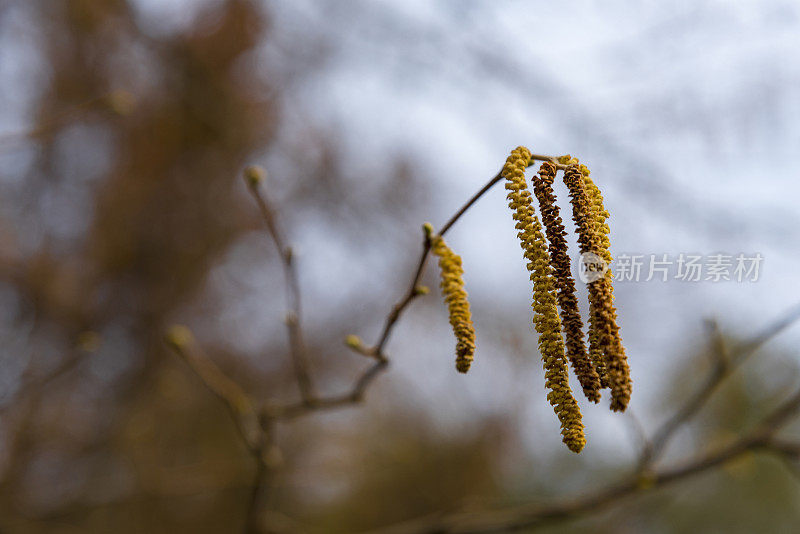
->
563, 163, 631, 411
427, 226, 476, 373
581, 164, 612, 388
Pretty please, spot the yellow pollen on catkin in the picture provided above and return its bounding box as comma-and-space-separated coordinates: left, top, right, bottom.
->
563, 163, 631, 412
428, 230, 476, 374
503, 147, 586, 453
533, 161, 601, 402
580, 165, 613, 266
580, 164, 612, 388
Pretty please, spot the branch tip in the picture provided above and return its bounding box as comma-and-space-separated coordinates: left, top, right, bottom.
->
244, 165, 266, 187
165, 324, 194, 349
345, 334, 363, 349
413, 285, 429, 296
422, 222, 434, 240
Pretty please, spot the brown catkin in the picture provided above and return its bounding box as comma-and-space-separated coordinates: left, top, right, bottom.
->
429, 232, 476, 373
562, 163, 632, 411
533, 161, 601, 402
503, 147, 585, 452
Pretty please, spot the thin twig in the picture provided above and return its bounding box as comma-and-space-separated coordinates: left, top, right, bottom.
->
166, 326, 282, 533
245, 461, 269, 534
245, 415, 287, 534
374, 155, 555, 355
0, 348, 87, 415
639, 304, 800, 469
371, 213, 476, 356
763, 438, 800, 458
273, 359, 390, 419
169, 157, 567, 532
165, 327, 262, 452
263, 164, 520, 419
624, 408, 652, 462
247, 174, 317, 403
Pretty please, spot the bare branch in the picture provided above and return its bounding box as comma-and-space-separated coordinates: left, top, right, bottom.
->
639, 303, 800, 469
763, 438, 800, 459
0, 340, 91, 415
165, 326, 262, 453
256, 163, 534, 422
367, 384, 800, 534
246, 166, 317, 403
169, 158, 800, 534
372, 155, 553, 356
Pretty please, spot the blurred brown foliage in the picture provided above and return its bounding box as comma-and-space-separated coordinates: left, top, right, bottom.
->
0, 1, 444, 531
3, 0, 276, 529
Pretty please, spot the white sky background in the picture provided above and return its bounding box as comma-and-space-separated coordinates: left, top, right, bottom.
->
3, 0, 799, 469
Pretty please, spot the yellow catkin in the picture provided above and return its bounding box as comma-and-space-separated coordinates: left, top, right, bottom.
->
503, 147, 585, 452
563, 163, 631, 412
557, 157, 609, 388
579, 164, 611, 388
581, 164, 630, 410
580, 165, 612, 266
428, 231, 476, 373
587, 298, 610, 389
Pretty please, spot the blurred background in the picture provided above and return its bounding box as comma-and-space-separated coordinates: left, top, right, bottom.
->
2, 0, 800, 532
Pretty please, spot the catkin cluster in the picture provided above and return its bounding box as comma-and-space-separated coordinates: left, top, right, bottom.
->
533, 162, 601, 403
503, 146, 586, 453
428, 228, 476, 373
425, 146, 630, 452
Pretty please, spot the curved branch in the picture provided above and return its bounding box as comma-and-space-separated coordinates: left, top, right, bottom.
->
640, 302, 800, 468
366, 385, 800, 534
248, 173, 317, 403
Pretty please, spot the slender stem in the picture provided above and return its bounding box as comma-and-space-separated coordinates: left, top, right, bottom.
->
268, 167, 508, 418
245, 461, 268, 534
270, 154, 579, 417
439, 170, 503, 236
249, 182, 317, 403
166, 330, 262, 451
641, 302, 800, 468
374, 154, 557, 355
275, 359, 390, 419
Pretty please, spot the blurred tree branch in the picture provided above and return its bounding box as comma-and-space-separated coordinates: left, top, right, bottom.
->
166, 162, 800, 533
166, 156, 556, 531
246, 167, 317, 403
367, 304, 800, 534
366, 383, 800, 534
638, 305, 800, 469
